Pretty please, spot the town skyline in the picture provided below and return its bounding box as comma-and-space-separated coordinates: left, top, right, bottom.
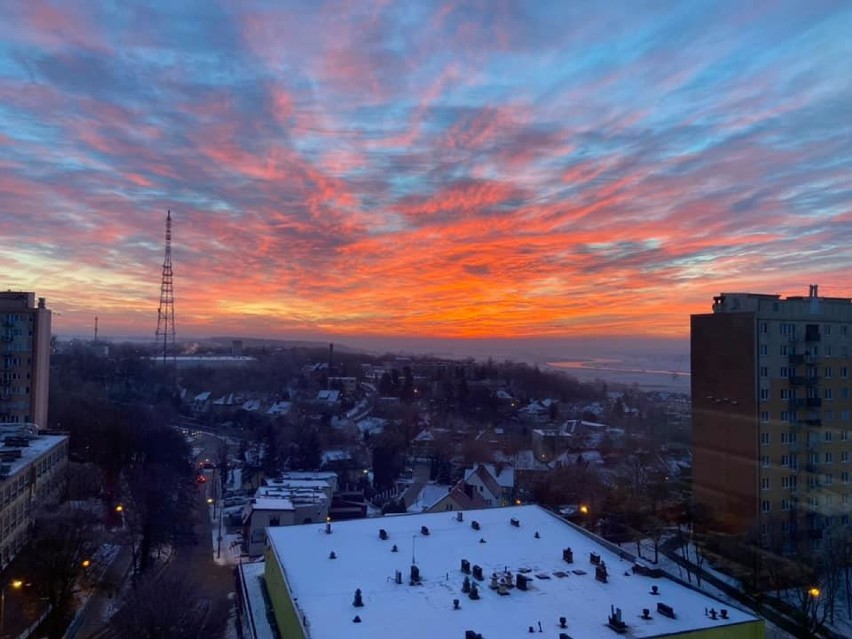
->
2, 1, 851, 340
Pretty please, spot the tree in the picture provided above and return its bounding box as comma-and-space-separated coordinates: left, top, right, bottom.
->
109, 573, 209, 639
18, 505, 100, 638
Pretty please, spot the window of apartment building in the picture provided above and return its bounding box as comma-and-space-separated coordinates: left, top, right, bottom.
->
809, 452, 819, 465
760, 477, 770, 491
842, 471, 849, 484
842, 409, 850, 423
781, 498, 792, 511
842, 325, 848, 336
845, 494, 850, 506
823, 473, 833, 486
782, 475, 798, 491
842, 388, 849, 400
761, 500, 771, 513
825, 410, 835, 422
760, 411, 770, 423
808, 475, 819, 489
841, 451, 849, 463
760, 366, 768, 378
761, 455, 771, 467
760, 344, 768, 356
781, 410, 797, 422
760, 432, 770, 445
761, 322, 768, 334
807, 496, 819, 509
780, 366, 790, 378
780, 344, 789, 356
781, 323, 796, 336
826, 495, 835, 507
841, 367, 848, 379
824, 367, 833, 379
824, 388, 833, 400
824, 325, 831, 336
760, 388, 769, 401
780, 388, 789, 400
825, 452, 833, 464
823, 430, 832, 442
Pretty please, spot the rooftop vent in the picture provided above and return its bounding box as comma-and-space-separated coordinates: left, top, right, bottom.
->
329, 551, 336, 559
468, 582, 480, 600
516, 574, 529, 591
379, 528, 388, 540
353, 615, 362, 623
641, 608, 651, 620
590, 552, 600, 565
465, 631, 483, 639
720, 609, 728, 619
657, 602, 675, 619
462, 575, 471, 593
595, 562, 608, 583
472, 565, 483, 581
607, 605, 627, 633
559, 616, 567, 628
421, 525, 430, 536
461, 559, 471, 574
394, 570, 402, 585
562, 547, 574, 563
410, 564, 421, 585
391, 544, 398, 553
453, 598, 460, 610
353, 588, 364, 607
456, 511, 464, 522
650, 585, 659, 595
510, 518, 520, 527
471, 520, 480, 531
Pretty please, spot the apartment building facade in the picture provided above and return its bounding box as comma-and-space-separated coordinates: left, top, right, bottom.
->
692, 286, 852, 548
1, 292, 52, 427
0, 427, 68, 568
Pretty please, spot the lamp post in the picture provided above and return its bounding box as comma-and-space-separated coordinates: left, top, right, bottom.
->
0, 579, 24, 638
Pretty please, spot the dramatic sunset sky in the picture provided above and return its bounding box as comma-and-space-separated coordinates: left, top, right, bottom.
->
2, 1, 850, 345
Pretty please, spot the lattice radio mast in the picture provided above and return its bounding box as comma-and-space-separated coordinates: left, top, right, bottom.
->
155, 210, 176, 365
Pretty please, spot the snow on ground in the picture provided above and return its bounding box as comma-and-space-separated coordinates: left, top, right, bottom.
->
240, 561, 277, 639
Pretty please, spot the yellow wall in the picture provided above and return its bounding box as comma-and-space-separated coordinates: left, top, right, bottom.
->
263, 547, 306, 639
663, 619, 765, 639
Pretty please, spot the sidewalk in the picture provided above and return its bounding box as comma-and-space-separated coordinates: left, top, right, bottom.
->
70, 541, 134, 639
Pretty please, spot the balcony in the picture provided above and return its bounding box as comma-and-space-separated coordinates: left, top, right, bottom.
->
788, 398, 807, 409
789, 376, 808, 386
806, 398, 822, 408
788, 354, 805, 365
805, 330, 821, 342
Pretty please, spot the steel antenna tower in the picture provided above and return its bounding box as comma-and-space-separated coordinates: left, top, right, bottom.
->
155, 210, 176, 365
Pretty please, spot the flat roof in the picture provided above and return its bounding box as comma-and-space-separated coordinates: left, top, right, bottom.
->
266, 505, 759, 639
1, 430, 67, 479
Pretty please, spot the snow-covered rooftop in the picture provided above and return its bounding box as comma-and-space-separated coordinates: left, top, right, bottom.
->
266, 505, 760, 639
0, 429, 67, 479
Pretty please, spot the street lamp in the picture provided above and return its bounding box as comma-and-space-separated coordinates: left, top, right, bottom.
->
1, 579, 24, 637
808, 587, 820, 598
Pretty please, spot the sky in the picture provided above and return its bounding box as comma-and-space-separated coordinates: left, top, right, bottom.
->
1, 1, 851, 345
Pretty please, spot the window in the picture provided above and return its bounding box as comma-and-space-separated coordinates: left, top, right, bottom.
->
841, 451, 849, 463
782, 498, 792, 511
761, 455, 771, 467
760, 388, 769, 401
781, 323, 796, 336
842, 471, 850, 484
760, 344, 768, 356
780, 366, 790, 378
824, 452, 833, 464
761, 500, 771, 513
842, 409, 850, 422
760, 432, 770, 446
760, 366, 768, 378
841, 367, 848, 379
761, 322, 768, 334
781, 410, 796, 422
761, 477, 770, 491
842, 325, 848, 336
824, 388, 833, 400
760, 411, 770, 423
824, 430, 832, 442
824, 324, 831, 336
842, 388, 849, 400
823, 473, 833, 486
782, 476, 798, 491
780, 344, 789, 356
824, 367, 832, 379
781, 432, 797, 444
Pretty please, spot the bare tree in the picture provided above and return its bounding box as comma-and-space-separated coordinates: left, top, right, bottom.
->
109, 573, 209, 639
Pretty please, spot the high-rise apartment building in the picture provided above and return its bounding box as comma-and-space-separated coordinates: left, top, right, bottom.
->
1, 292, 52, 427
692, 286, 852, 547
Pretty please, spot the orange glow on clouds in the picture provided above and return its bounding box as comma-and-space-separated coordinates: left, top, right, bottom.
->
1, 1, 850, 341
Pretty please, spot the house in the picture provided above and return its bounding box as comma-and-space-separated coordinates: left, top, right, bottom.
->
425, 479, 490, 512
463, 463, 514, 506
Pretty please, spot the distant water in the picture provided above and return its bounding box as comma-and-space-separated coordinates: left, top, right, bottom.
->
546, 358, 691, 394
